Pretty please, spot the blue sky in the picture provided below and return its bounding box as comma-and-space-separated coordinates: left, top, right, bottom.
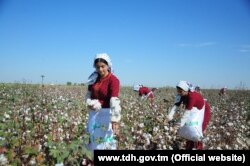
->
0, 0, 250, 89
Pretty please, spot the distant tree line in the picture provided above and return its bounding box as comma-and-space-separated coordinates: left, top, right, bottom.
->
66, 82, 85, 86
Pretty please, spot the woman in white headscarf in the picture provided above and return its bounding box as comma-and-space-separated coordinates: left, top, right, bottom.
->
84, 53, 121, 154
167, 81, 211, 150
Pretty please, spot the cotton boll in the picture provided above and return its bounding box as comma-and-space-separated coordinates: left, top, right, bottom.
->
160, 139, 165, 145
153, 127, 159, 133
145, 138, 150, 146
58, 128, 63, 133
4, 113, 10, 119
225, 145, 230, 150
136, 130, 143, 135
55, 163, 64, 166
234, 144, 239, 150
25, 117, 31, 121
138, 123, 144, 128
120, 122, 125, 127
28, 157, 36, 166
0, 154, 8, 165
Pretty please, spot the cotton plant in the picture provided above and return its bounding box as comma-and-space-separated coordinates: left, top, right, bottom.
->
1, 84, 250, 164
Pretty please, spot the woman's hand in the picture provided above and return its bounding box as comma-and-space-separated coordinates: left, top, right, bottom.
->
86, 99, 102, 111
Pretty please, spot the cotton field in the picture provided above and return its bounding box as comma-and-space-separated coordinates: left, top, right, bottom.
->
0, 83, 249, 165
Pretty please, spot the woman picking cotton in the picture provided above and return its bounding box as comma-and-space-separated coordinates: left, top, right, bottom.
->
167, 81, 211, 150
84, 53, 121, 154
138, 86, 157, 108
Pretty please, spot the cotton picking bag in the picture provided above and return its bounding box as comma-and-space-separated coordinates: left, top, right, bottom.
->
177, 105, 205, 142
86, 108, 117, 152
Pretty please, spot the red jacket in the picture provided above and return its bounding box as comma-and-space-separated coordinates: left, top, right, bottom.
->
88, 73, 120, 108
139, 87, 154, 98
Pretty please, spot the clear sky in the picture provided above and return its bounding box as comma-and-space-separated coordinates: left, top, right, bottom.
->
1, 0, 250, 89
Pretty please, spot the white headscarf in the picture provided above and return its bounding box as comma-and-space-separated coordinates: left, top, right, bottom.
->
176, 80, 194, 92
94, 53, 112, 70
87, 53, 113, 85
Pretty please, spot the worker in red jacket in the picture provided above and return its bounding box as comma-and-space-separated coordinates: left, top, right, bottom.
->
85, 53, 121, 158
167, 81, 211, 150
139, 86, 157, 108
219, 87, 227, 96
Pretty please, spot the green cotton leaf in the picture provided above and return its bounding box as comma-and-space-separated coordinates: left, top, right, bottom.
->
12, 159, 22, 166
73, 140, 84, 151
0, 130, 6, 138
69, 142, 79, 152
56, 156, 64, 164
49, 149, 60, 159
47, 135, 57, 145
0, 140, 6, 147
11, 138, 19, 148
7, 150, 14, 162
0, 122, 9, 131
82, 147, 93, 160
77, 124, 85, 134
60, 150, 70, 161
24, 146, 39, 156
46, 140, 54, 148
83, 134, 90, 145
57, 116, 64, 124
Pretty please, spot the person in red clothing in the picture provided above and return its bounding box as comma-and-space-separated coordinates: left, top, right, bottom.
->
218, 86, 228, 102
167, 81, 211, 150
219, 87, 227, 95
138, 86, 157, 108
85, 53, 121, 155
195, 85, 201, 94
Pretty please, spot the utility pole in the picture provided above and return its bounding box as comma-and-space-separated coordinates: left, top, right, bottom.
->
41, 75, 45, 105
41, 75, 45, 86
